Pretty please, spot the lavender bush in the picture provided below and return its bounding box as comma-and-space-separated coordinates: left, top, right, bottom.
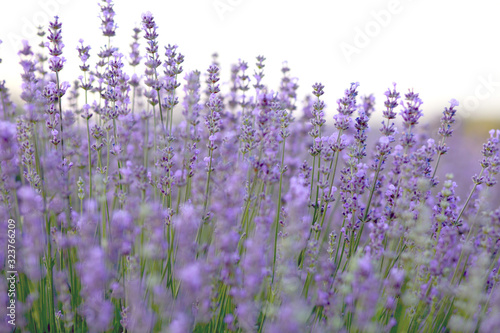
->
1, 2, 500, 332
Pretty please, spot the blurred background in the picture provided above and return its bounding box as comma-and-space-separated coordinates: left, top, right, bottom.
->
1, 0, 499, 134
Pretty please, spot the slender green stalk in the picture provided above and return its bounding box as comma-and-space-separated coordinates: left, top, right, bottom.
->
352, 157, 384, 253
201, 78, 220, 215
55, 72, 66, 160
431, 137, 446, 180
450, 175, 485, 286
271, 139, 286, 284
132, 86, 136, 114
82, 71, 93, 201
143, 114, 149, 169
86, 119, 93, 200
45, 214, 56, 332
309, 155, 316, 206
112, 117, 124, 195
152, 104, 158, 200
312, 130, 344, 249
203, 148, 214, 212
455, 168, 484, 225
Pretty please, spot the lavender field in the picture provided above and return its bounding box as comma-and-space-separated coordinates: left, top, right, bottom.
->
1, 1, 500, 332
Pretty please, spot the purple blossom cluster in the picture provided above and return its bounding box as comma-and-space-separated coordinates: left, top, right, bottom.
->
1, 4, 500, 333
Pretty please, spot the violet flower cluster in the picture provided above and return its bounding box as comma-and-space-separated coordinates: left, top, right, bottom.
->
1, 3, 500, 333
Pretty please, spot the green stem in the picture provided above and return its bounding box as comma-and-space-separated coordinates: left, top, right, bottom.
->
84, 73, 93, 201
309, 155, 316, 206
455, 168, 484, 225
45, 214, 56, 332
203, 148, 214, 212
431, 137, 446, 180
271, 139, 286, 284
352, 156, 384, 252
86, 119, 93, 200
55, 72, 65, 160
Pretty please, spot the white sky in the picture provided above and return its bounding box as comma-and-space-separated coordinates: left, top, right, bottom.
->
1, 0, 499, 122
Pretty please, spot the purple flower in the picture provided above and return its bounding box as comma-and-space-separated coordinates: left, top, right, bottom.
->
18, 187, 45, 281
334, 82, 359, 131
0, 121, 17, 161
47, 16, 65, 71
99, 0, 117, 37
436, 99, 459, 156
77, 39, 91, 72
48, 56, 66, 73
129, 27, 142, 67
400, 89, 423, 128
